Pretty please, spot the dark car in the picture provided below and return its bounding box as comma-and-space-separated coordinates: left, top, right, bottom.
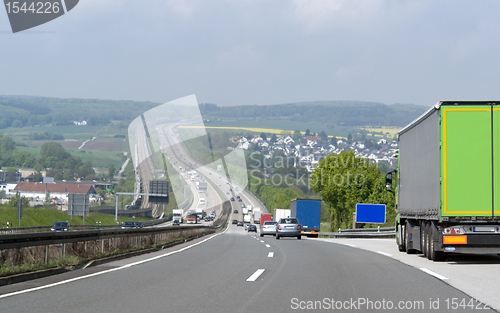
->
237, 221, 244, 227
173, 219, 180, 226
121, 221, 137, 229
234, 209, 238, 214
247, 225, 257, 233
230, 197, 235, 201
135, 222, 144, 228
51, 221, 70, 231
238, 198, 242, 202
232, 219, 238, 224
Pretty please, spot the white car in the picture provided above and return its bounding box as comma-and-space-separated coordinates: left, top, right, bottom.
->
260, 221, 278, 237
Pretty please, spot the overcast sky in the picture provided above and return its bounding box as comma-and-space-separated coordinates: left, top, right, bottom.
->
1, 0, 500, 107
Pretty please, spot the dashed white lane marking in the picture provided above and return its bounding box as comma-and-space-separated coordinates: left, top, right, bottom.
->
246, 269, 266, 282
420, 268, 449, 280
260, 240, 265, 243
268, 252, 274, 257
265, 244, 271, 248
376, 251, 392, 257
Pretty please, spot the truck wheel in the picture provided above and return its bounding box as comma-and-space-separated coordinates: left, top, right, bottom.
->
430, 223, 447, 262
422, 222, 429, 258
421, 222, 427, 257
405, 221, 417, 254
397, 224, 406, 252
426, 223, 432, 259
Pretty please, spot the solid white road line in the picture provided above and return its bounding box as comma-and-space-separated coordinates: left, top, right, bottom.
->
344, 243, 356, 247
265, 244, 271, 248
246, 269, 266, 282
268, 252, 274, 258
0, 229, 228, 299
420, 268, 449, 280
376, 251, 393, 257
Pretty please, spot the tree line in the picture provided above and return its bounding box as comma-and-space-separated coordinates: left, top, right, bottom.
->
199, 101, 427, 128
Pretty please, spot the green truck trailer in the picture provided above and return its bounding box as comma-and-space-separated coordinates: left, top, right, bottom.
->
387, 101, 500, 261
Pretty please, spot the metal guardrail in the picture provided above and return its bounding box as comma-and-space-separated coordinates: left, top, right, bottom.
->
0, 224, 119, 235
319, 226, 396, 238
0, 225, 215, 250
0, 217, 173, 235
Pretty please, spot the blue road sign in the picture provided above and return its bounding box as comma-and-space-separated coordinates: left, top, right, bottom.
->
356, 204, 386, 224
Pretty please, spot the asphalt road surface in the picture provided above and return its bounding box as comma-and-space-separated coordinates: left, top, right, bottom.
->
0, 224, 493, 313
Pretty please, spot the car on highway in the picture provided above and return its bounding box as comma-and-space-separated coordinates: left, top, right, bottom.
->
233, 209, 238, 214
241, 204, 245, 208
135, 222, 144, 228
121, 221, 137, 229
247, 225, 257, 232
230, 197, 235, 201
204, 217, 211, 222
260, 221, 278, 237
276, 218, 301, 240
232, 219, 238, 224
173, 220, 180, 226
237, 221, 244, 227
238, 198, 242, 202
51, 221, 70, 231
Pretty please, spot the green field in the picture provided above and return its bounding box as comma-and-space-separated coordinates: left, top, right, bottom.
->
0, 206, 153, 228
2, 125, 104, 141
71, 150, 126, 168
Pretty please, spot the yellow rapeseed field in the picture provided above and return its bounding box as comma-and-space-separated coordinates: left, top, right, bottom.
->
359, 126, 400, 137
178, 126, 346, 138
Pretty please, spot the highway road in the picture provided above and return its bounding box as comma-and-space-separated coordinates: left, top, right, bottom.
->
0, 221, 492, 313
157, 122, 267, 221
61, 116, 497, 312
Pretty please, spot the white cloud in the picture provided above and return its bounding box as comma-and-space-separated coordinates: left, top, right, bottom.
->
290, 0, 385, 33
163, 0, 200, 17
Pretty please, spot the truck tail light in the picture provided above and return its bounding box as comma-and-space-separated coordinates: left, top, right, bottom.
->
443, 226, 464, 235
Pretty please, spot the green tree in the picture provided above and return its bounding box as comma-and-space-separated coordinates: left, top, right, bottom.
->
9, 194, 30, 208
260, 132, 267, 141
305, 129, 311, 136
347, 133, 352, 143
310, 150, 393, 230
270, 134, 277, 144
331, 136, 338, 146
1, 135, 15, 156
292, 130, 302, 141
40, 142, 70, 161
44, 191, 52, 206
107, 164, 116, 181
